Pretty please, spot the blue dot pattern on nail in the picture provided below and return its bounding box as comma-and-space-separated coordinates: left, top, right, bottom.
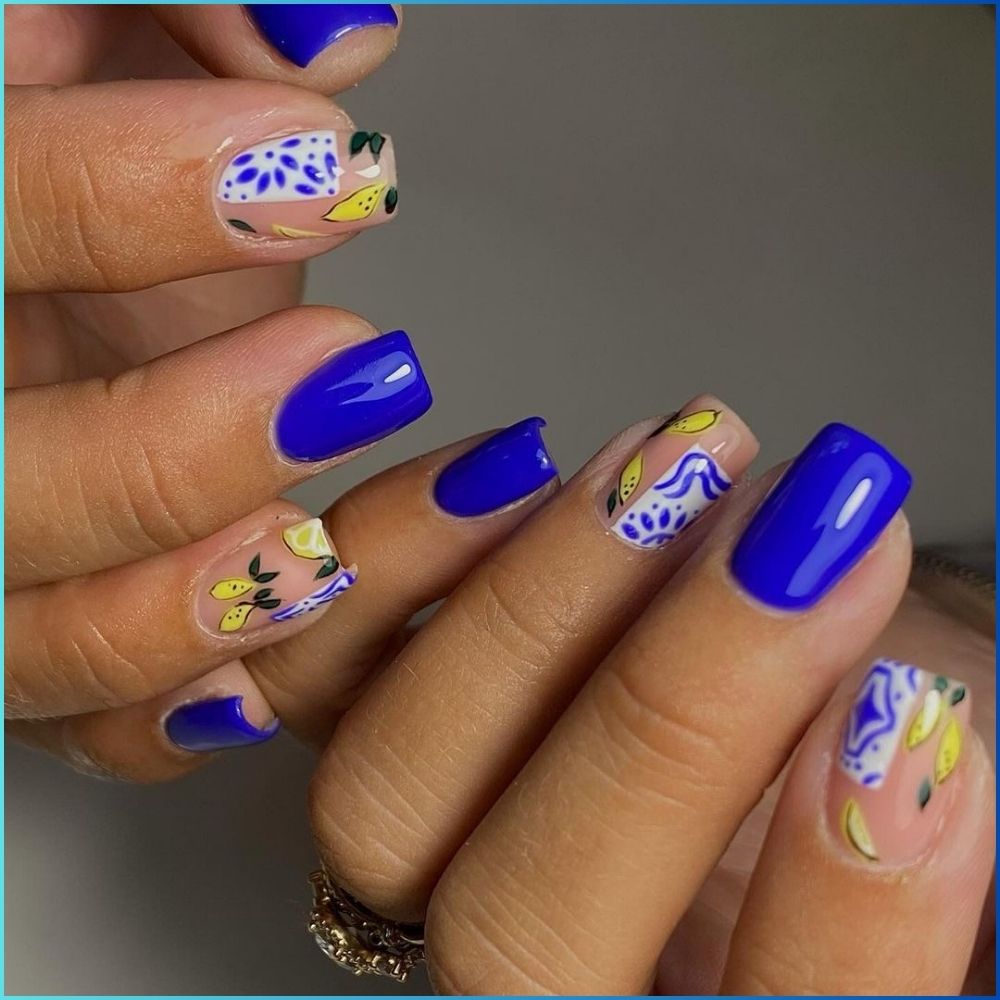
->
246, 4, 399, 69
434, 417, 559, 518
275, 330, 433, 463
165, 696, 280, 753
730, 422, 911, 610
219, 131, 344, 202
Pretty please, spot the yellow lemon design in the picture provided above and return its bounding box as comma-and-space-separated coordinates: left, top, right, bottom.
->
618, 452, 644, 505
209, 577, 254, 600
934, 717, 961, 784
842, 798, 878, 860
282, 518, 333, 560
662, 409, 721, 435
219, 603, 255, 633
272, 224, 327, 239
323, 183, 387, 222
905, 689, 942, 749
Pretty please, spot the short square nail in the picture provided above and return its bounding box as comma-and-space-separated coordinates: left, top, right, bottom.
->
199, 518, 356, 635
730, 422, 911, 610
165, 695, 280, 753
600, 402, 756, 549
275, 331, 431, 463
218, 129, 397, 240
830, 659, 970, 864
246, 4, 398, 68
434, 417, 558, 517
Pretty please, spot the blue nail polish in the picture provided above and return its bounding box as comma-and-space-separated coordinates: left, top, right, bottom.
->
246, 4, 398, 68
434, 417, 559, 517
276, 330, 432, 463
730, 422, 911, 610
165, 696, 280, 753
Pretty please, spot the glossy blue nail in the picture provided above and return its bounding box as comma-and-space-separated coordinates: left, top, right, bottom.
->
730, 422, 911, 610
434, 417, 559, 517
276, 330, 432, 463
246, 4, 398, 68
165, 696, 280, 753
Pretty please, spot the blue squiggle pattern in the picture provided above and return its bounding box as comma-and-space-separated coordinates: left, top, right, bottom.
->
270, 569, 356, 622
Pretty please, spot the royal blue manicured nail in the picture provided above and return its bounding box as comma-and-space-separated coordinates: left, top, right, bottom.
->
275, 330, 432, 463
730, 422, 911, 610
165, 696, 280, 753
434, 417, 559, 517
246, 4, 398, 68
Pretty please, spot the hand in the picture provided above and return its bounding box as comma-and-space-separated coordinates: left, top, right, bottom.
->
304, 403, 995, 994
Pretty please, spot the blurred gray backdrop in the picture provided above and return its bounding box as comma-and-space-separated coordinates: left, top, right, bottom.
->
6, 5, 993, 995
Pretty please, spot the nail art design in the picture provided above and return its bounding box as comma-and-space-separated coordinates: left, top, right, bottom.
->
199, 518, 355, 635
602, 408, 735, 549
730, 422, 911, 610
434, 417, 559, 517
218, 130, 397, 239
246, 5, 399, 68
830, 659, 970, 864
275, 330, 431, 463
165, 695, 280, 753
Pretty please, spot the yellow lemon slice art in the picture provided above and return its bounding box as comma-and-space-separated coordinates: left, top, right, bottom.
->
934, 717, 962, 784
282, 518, 334, 560
842, 798, 878, 860
617, 452, 644, 505
905, 688, 942, 749
272, 224, 327, 239
662, 409, 721, 435
219, 603, 256, 633
209, 577, 254, 600
323, 183, 387, 222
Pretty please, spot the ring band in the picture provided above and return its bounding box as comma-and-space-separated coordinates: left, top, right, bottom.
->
308, 869, 425, 982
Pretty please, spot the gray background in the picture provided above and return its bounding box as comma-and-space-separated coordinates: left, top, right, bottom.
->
6, 5, 994, 995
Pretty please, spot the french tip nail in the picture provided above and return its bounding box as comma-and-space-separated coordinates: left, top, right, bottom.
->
165, 695, 280, 753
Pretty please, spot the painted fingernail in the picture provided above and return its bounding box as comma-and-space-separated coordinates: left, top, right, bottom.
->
218, 129, 397, 239
600, 399, 755, 549
275, 330, 431, 463
199, 518, 356, 636
434, 417, 559, 517
730, 422, 911, 610
831, 659, 970, 864
246, 4, 398, 68
165, 696, 280, 753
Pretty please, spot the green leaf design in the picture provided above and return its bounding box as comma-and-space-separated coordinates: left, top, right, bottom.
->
918, 777, 932, 810
227, 219, 256, 233
933, 675, 949, 692
385, 186, 398, 215
950, 685, 966, 706
248, 553, 261, 579
606, 489, 618, 517
349, 131, 370, 156
368, 132, 385, 157
254, 571, 279, 583
254, 588, 274, 601
257, 598, 282, 610
314, 557, 340, 580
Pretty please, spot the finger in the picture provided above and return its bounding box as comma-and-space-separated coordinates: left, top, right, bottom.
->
5, 5, 119, 85
309, 396, 759, 919
422, 424, 913, 994
6, 658, 278, 783
247, 418, 561, 748
6, 310, 430, 588
5, 501, 360, 718
723, 660, 993, 995
153, 5, 401, 94
6, 79, 398, 294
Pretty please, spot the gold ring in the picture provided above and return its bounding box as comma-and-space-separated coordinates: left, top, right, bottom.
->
308, 869, 425, 982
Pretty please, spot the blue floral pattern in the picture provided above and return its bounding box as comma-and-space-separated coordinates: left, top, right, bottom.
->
218, 131, 343, 204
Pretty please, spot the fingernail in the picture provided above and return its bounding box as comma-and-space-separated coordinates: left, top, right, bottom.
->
599, 399, 754, 549
830, 659, 971, 864
246, 4, 398, 68
217, 129, 397, 240
730, 422, 911, 610
434, 417, 559, 517
199, 518, 356, 636
165, 695, 280, 753
275, 330, 431, 463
